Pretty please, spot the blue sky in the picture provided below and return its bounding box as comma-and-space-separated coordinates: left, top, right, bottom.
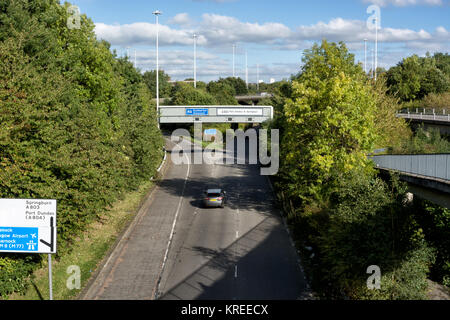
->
65, 0, 449, 82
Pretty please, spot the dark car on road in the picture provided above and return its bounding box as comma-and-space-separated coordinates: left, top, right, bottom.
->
203, 189, 227, 208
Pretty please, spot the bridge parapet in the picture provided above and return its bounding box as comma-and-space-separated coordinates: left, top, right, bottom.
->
370, 154, 450, 182
159, 105, 273, 123
397, 108, 450, 123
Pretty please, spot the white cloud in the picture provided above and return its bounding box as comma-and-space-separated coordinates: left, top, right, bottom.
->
135, 49, 231, 80
94, 13, 449, 81
95, 14, 292, 48
289, 18, 448, 51
294, 18, 365, 42
137, 50, 219, 66
402, 26, 450, 50
168, 13, 192, 26
94, 22, 207, 46
95, 14, 446, 51
199, 14, 292, 46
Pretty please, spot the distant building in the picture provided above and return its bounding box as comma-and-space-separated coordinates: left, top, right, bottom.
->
269, 78, 275, 84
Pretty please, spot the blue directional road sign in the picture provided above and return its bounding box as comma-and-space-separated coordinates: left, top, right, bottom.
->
186, 108, 208, 116
0, 199, 57, 254
204, 129, 217, 135
0, 227, 39, 252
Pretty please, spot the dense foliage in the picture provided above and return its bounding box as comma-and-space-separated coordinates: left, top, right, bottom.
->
0, 0, 163, 296
216, 77, 248, 96
411, 199, 450, 287
279, 41, 378, 204
170, 82, 217, 105
386, 53, 450, 101
143, 70, 172, 98
0, 1, 448, 300
272, 40, 446, 299
403, 91, 450, 114
292, 172, 435, 299
391, 127, 450, 154
371, 80, 412, 150
206, 80, 239, 105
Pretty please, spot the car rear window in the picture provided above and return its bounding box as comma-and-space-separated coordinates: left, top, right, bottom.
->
207, 193, 221, 197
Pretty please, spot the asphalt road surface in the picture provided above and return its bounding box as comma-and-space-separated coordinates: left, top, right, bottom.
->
82, 134, 308, 300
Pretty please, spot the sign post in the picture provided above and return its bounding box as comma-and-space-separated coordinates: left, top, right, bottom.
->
48, 253, 53, 300
0, 199, 57, 300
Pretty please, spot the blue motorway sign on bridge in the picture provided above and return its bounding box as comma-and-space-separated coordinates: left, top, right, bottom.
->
159, 105, 273, 124
186, 108, 208, 116
0, 227, 39, 252
204, 129, 217, 135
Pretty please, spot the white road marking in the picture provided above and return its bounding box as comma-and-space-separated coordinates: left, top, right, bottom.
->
154, 139, 191, 299
234, 187, 240, 280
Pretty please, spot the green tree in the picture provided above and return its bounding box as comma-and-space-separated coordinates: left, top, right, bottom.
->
279, 40, 377, 204
433, 52, 450, 78
217, 77, 248, 95
316, 173, 435, 300
113, 57, 163, 186
410, 199, 450, 287
387, 55, 425, 101
0, 0, 163, 296
170, 82, 217, 105
386, 54, 450, 101
372, 79, 412, 149
143, 70, 172, 98
206, 81, 238, 105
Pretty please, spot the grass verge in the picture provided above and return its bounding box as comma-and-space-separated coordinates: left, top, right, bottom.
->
7, 180, 155, 300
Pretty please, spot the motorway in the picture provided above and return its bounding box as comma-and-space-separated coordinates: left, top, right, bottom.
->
82, 135, 308, 300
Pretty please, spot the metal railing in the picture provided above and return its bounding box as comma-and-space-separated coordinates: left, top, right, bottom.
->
370, 154, 450, 181
397, 108, 450, 122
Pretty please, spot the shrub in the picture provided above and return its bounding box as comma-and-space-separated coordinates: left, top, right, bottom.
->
170, 82, 217, 105
0, 255, 41, 298
291, 172, 435, 299
280, 40, 377, 205
410, 198, 450, 288
358, 245, 436, 300
391, 127, 450, 154
0, 0, 163, 297
420, 91, 450, 112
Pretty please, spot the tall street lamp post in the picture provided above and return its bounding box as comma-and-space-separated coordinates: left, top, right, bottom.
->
364, 39, 367, 74
193, 33, 197, 88
374, 17, 378, 81
232, 44, 236, 77
153, 10, 162, 128
245, 50, 248, 89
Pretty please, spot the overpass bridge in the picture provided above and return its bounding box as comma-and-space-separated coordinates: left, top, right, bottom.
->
370, 153, 450, 208
397, 108, 450, 134
159, 105, 273, 124
235, 94, 274, 105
